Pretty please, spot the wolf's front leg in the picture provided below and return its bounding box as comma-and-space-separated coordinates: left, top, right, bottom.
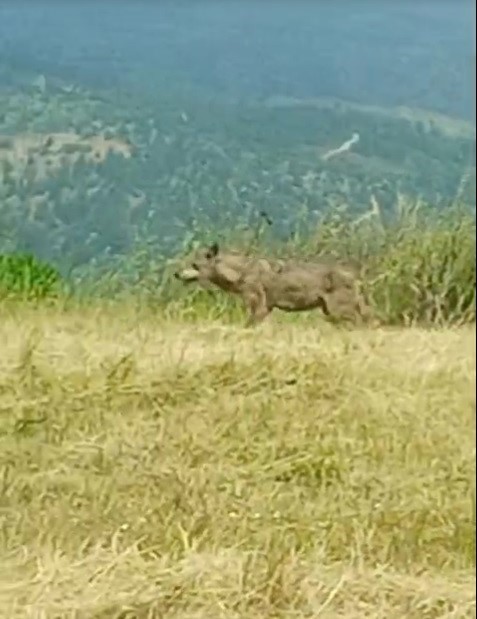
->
242, 288, 271, 327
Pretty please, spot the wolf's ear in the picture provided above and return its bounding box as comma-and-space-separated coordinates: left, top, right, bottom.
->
206, 242, 219, 259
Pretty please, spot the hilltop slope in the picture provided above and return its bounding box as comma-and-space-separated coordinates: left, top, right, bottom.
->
0, 306, 475, 618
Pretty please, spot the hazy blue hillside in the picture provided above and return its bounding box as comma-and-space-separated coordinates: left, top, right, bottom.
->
0, 2, 474, 277
0, 2, 474, 119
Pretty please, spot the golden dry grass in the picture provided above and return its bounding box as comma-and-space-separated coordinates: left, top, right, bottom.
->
0, 304, 475, 618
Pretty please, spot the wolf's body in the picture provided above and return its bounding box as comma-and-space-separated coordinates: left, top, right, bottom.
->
174, 243, 372, 327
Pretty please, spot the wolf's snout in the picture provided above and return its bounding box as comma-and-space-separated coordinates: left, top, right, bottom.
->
174, 267, 200, 282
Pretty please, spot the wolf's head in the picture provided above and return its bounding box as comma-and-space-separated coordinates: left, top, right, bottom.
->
174, 242, 249, 291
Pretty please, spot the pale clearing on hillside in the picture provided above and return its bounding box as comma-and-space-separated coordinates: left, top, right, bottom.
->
0, 132, 132, 183
0, 305, 475, 618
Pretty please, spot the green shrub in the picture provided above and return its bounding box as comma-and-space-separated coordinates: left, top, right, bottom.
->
0, 253, 62, 300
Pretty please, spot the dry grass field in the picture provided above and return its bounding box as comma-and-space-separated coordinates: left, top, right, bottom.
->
0, 304, 475, 618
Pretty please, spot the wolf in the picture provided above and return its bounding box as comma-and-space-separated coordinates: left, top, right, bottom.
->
174, 242, 373, 327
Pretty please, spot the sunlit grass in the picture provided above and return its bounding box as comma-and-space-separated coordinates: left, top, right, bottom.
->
0, 301, 475, 618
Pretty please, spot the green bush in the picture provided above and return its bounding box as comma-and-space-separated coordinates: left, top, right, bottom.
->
0, 253, 62, 300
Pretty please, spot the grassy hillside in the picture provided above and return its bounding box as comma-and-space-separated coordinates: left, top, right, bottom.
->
0, 304, 474, 617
